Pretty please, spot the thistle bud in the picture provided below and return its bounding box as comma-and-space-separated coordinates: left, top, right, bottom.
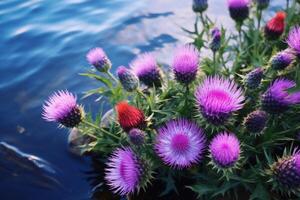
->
270, 49, 295, 70
117, 66, 139, 92
210, 27, 221, 52
245, 68, 263, 89
244, 110, 267, 134
86, 47, 111, 72
128, 128, 145, 146
192, 0, 208, 13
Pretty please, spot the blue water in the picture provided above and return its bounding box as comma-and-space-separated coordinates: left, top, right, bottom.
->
0, 0, 285, 199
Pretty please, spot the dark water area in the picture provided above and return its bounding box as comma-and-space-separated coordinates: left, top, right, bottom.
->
0, 0, 285, 199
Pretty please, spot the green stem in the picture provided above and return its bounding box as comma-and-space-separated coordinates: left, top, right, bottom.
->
236, 22, 243, 50
82, 120, 119, 140
107, 70, 118, 83
194, 15, 199, 34
257, 9, 262, 31
77, 127, 98, 140
137, 89, 148, 100
213, 51, 217, 74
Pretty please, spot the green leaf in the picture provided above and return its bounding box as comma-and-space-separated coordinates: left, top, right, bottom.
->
187, 184, 217, 197
82, 87, 107, 99
249, 183, 270, 200
80, 73, 113, 88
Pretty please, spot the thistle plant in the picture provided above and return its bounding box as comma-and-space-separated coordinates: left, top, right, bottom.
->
42, 1, 300, 199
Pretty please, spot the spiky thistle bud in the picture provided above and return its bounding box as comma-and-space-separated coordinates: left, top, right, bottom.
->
192, 0, 208, 13
245, 68, 264, 89
270, 49, 295, 70
227, 0, 249, 23
117, 66, 139, 92
128, 129, 145, 146
256, 0, 270, 10
244, 110, 267, 135
270, 151, 300, 192
264, 11, 286, 40
210, 27, 221, 52
86, 47, 111, 72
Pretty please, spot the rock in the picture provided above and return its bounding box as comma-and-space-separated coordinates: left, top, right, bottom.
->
99, 109, 116, 128
68, 128, 94, 156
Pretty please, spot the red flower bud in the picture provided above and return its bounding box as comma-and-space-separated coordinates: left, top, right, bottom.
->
264, 11, 286, 40
116, 101, 146, 132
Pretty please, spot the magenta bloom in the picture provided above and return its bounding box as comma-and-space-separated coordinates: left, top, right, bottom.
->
227, 0, 249, 23
262, 79, 300, 114
86, 47, 111, 72
42, 90, 83, 128
130, 53, 162, 87
209, 132, 240, 168
155, 119, 206, 169
172, 45, 200, 85
287, 26, 300, 57
105, 148, 141, 195
195, 76, 245, 125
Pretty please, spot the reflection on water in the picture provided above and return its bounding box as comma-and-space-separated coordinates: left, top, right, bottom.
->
0, 0, 285, 199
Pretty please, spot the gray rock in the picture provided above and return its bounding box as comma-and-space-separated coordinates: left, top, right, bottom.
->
68, 128, 94, 156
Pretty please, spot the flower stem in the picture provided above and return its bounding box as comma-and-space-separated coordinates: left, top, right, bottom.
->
257, 9, 262, 31
82, 120, 119, 140
107, 70, 118, 83
194, 15, 199, 34
213, 51, 217, 74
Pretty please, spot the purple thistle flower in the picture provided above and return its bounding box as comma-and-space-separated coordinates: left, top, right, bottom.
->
287, 26, 300, 58
227, 0, 250, 23
86, 47, 111, 72
210, 27, 222, 52
271, 151, 300, 189
117, 66, 139, 92
261, 79, 300, 114
270, 49, 295, 70
245, 68, 264, 89
172, 45, 200, 85
192, 0, 208, 13
128, 128, 145, 146
256, 0, 269, 9
105, 148, 141, 195
42, 90, 84, 128
244, 110, 267, 134
195, 76, 245, 125
130, 53, 162, 87
155, 119, 206, 169
209, 132, 241, 168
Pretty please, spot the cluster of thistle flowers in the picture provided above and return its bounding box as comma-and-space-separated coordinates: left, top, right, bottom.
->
41, 1, 300, 197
